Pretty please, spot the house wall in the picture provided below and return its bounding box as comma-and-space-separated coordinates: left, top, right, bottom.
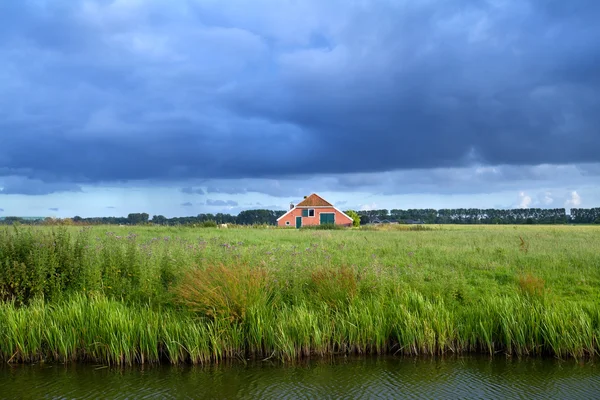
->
277, 207, 353, 227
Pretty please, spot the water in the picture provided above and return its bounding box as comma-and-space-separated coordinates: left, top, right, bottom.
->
1, 356, 599, 399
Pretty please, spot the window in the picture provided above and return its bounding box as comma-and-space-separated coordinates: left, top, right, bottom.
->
302, 209, 315, 217
285, 221, 290, 226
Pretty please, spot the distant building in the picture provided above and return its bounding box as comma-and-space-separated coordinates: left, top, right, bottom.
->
277, 193, 353, 228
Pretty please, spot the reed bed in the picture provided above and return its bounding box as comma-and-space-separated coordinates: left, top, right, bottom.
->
0, 293, 598, 365
0, 224, 599, 364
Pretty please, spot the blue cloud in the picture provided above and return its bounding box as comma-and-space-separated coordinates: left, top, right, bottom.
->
0, 0, 599, 188
0, 177, 82, 195
181, 187, 205, 195
181, 202, 193, 207
206, 199, 238, 207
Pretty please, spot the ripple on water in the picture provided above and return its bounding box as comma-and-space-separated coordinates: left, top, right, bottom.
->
0, 357, 599, 400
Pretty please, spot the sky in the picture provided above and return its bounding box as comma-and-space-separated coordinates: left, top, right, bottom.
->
0, 0, 599, 218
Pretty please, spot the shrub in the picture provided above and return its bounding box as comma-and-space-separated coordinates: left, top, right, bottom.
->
0, 226, 88, 304
344, 210, 361, 227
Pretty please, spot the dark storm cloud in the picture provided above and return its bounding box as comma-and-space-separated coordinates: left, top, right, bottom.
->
206, 199, 238, 207
181, 187, 205, 195
206, 186, 247, 195
0, 177, 82, 195
205, 182, 302, 197
1, 0, 599, 186
199, 163, 600, 198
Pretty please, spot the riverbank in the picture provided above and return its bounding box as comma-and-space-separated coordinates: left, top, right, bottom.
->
0, 225, 599, 364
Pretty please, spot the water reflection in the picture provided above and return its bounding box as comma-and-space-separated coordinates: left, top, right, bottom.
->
1, 356, 598, 399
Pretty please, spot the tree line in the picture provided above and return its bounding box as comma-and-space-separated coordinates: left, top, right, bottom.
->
0, 209, 286, 226
1, 207, 599, 226
357, 208, 587, 225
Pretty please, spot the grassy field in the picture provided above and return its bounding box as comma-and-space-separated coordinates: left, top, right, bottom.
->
0, 224, 599, 364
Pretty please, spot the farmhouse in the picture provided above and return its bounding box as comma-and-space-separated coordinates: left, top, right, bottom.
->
277, 193, 354, 228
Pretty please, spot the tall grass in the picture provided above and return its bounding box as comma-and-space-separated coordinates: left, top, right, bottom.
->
0, 292, 597, 365
0, 225, 599, 363
174, 264, 274, 322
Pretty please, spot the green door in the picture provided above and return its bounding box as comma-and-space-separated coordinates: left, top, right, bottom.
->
320, 213, 335, 225
296, 216, 302, 229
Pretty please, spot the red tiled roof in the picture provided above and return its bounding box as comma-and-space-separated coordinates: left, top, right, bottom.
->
295, 193, 333, 207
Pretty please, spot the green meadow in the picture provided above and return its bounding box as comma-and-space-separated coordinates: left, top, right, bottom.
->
1, 224, 599, 365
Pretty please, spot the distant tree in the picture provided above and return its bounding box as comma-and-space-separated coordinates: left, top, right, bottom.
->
151, 215, 168, 225
344, 210, 361, 227
42, 217, 57, 226
236, 209, 282, 225
2, 217, 24, 225
358, 214, 370, 225
127, 213, 149, 225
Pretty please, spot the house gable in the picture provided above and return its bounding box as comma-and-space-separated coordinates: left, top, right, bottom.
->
295, 193, 333, 207
276, 193, 354, 226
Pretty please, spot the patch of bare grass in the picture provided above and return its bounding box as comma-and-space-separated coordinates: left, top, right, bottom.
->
518, 273, 545, 298
174, 264, 273, 322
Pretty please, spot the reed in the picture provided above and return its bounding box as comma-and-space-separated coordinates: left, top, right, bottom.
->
0, 292, 598, 364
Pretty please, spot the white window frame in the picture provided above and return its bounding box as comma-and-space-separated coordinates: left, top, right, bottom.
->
308, 209, 315, 217
285, 221, 290, 225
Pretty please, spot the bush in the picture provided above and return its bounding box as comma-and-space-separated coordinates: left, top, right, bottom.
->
344, 210, 361, 227
0, 226, 89, 305
200, 220, 218, 228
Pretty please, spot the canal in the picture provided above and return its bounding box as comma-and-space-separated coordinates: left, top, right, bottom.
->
1, 356, 598, 399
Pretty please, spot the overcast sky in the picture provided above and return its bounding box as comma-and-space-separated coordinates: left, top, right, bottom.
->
1, 0, 599, 217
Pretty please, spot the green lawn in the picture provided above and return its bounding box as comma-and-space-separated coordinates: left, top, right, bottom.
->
61, 224, 600, 303
0, 224, 599, 364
